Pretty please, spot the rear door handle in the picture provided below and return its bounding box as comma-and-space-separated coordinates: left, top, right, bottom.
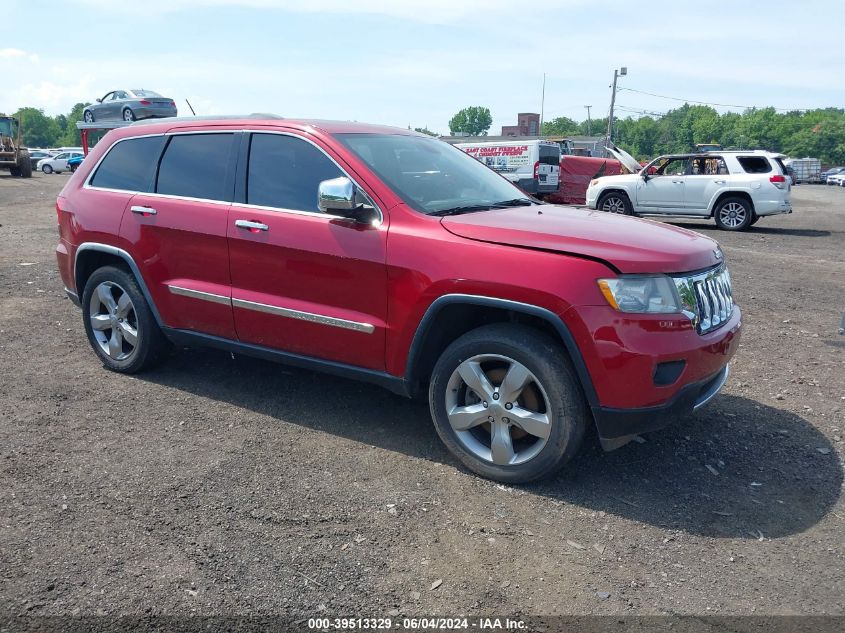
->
130, 205, 157, 215
235, 219, 269, 232
672, 180, 684, 184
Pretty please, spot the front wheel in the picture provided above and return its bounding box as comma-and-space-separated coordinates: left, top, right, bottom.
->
429, 324, 588, 483
597, 191, 634, 215
714, 197, 753, 231
123, 108, 136, 122
83, 110, 94, 123
81, 266, 170, 373
41, 164, 53, 174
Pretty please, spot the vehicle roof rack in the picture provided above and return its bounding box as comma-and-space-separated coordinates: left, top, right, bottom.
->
75, 114, 285, 154
129, 113, 285, 126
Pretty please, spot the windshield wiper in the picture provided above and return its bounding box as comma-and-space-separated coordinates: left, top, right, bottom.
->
428, 198, 536, 217
492, 198, 535, 207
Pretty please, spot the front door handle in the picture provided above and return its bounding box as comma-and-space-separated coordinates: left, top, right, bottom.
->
714, 180, 727, 184
672, 180, 684, 184
235, 219, 269, 232
130, 205, 157, 215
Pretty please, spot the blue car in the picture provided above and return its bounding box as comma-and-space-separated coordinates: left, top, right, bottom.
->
67, 154, 85, 173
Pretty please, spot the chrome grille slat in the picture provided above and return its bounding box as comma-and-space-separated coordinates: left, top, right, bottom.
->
691, 267, 734, 335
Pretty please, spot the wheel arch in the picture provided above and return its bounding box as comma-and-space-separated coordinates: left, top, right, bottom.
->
597, 188, 632, 202
709, 190, 755, 218
74, 243, 163, 326
404, 294, 599, 411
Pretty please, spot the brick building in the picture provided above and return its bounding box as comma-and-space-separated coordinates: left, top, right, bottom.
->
501, 113, 540, 137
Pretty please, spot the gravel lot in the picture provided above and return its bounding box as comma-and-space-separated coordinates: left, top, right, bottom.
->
1, 173, 843, 623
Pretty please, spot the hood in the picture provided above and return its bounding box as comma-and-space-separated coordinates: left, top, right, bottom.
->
441, 205, 722, 274
605, 143, 642, 174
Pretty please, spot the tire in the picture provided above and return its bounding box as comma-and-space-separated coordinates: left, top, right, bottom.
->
42, 164, 53, 174
750, 214, 761, 226
122, 108, 136, 122
10, 165, 20, 177
429, 324, 588, 483
19, 154, 32, 178
83, 110, 94, 123
597, 191, 634, 215
81, 265, 170, 374
714, 196, 753, 231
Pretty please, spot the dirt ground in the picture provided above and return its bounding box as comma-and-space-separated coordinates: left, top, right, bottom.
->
1, 172, 843, 623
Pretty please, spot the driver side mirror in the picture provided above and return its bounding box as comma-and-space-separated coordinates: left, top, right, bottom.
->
318, 177, 379, 225
641, 171, 650, 182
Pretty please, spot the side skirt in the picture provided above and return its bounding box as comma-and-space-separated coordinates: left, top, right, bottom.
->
161, 327, 411, 397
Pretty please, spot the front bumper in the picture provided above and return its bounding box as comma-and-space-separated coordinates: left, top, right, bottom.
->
585, 188, 598, 208
562, 303, 741, 448
595, 365, 729, 449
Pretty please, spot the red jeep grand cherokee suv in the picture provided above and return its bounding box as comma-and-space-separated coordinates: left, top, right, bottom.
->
55, 116, 741, 482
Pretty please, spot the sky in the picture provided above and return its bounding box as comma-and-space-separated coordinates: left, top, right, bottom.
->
4, 1, 843, 135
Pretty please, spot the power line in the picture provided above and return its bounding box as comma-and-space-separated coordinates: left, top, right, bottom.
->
618, 87, 808, 112
616, 104, 668, 117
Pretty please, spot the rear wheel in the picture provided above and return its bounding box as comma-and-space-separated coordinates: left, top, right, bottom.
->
598, 191, 634, 215
81, 266, 170, 373
10, 165, 20, 177
123, 108, 136, 122
429, 324, 588, 483
714, 197, 753, 231
19, 153, 32, 178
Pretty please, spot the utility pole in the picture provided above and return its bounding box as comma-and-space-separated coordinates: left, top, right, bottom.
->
540, 72, 546, 135
606, 66, 627, 149
584, 105, 592, 136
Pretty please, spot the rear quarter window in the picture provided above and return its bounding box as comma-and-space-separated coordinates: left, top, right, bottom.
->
156, 134, 234, 201
89, 135, 165, 192
736, 156, 772, 174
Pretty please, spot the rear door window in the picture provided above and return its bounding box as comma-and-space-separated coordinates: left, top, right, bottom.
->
538, 145, 561, 166
246, 133, 343, 212
736, 156, 772, 174
156, 133, 235, 201
90, 135, 165, 192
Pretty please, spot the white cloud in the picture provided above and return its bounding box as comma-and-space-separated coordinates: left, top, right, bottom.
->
0, 47, 39, 62
73, 0, 590, 23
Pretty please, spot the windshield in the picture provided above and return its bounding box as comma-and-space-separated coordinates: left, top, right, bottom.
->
335, 133, 531, 215
130, 90, 162, 98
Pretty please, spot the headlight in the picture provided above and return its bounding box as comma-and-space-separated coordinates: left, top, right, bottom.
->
597, 276, 680, 313
589, 179, 599, 188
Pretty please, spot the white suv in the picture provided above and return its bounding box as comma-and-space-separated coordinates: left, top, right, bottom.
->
586, 150, 792, 231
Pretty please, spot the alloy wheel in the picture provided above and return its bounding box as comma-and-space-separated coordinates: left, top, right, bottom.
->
445, 354, 552, 466
601, 195, 627, 214
719, 202, 747, 228
84, 111, 94, 123
88, 281, 139, 361
123, 109, 135, 122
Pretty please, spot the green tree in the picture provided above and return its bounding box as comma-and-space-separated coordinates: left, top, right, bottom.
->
542, 116, 578, 136
13, 107, 61, 147
448, 106, 492, 136
58, 102, 90, 146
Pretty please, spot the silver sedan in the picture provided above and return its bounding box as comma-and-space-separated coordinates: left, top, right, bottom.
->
82, 89, 177, 123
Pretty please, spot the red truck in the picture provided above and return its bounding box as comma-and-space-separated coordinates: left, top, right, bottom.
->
56, 116, 740, 482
